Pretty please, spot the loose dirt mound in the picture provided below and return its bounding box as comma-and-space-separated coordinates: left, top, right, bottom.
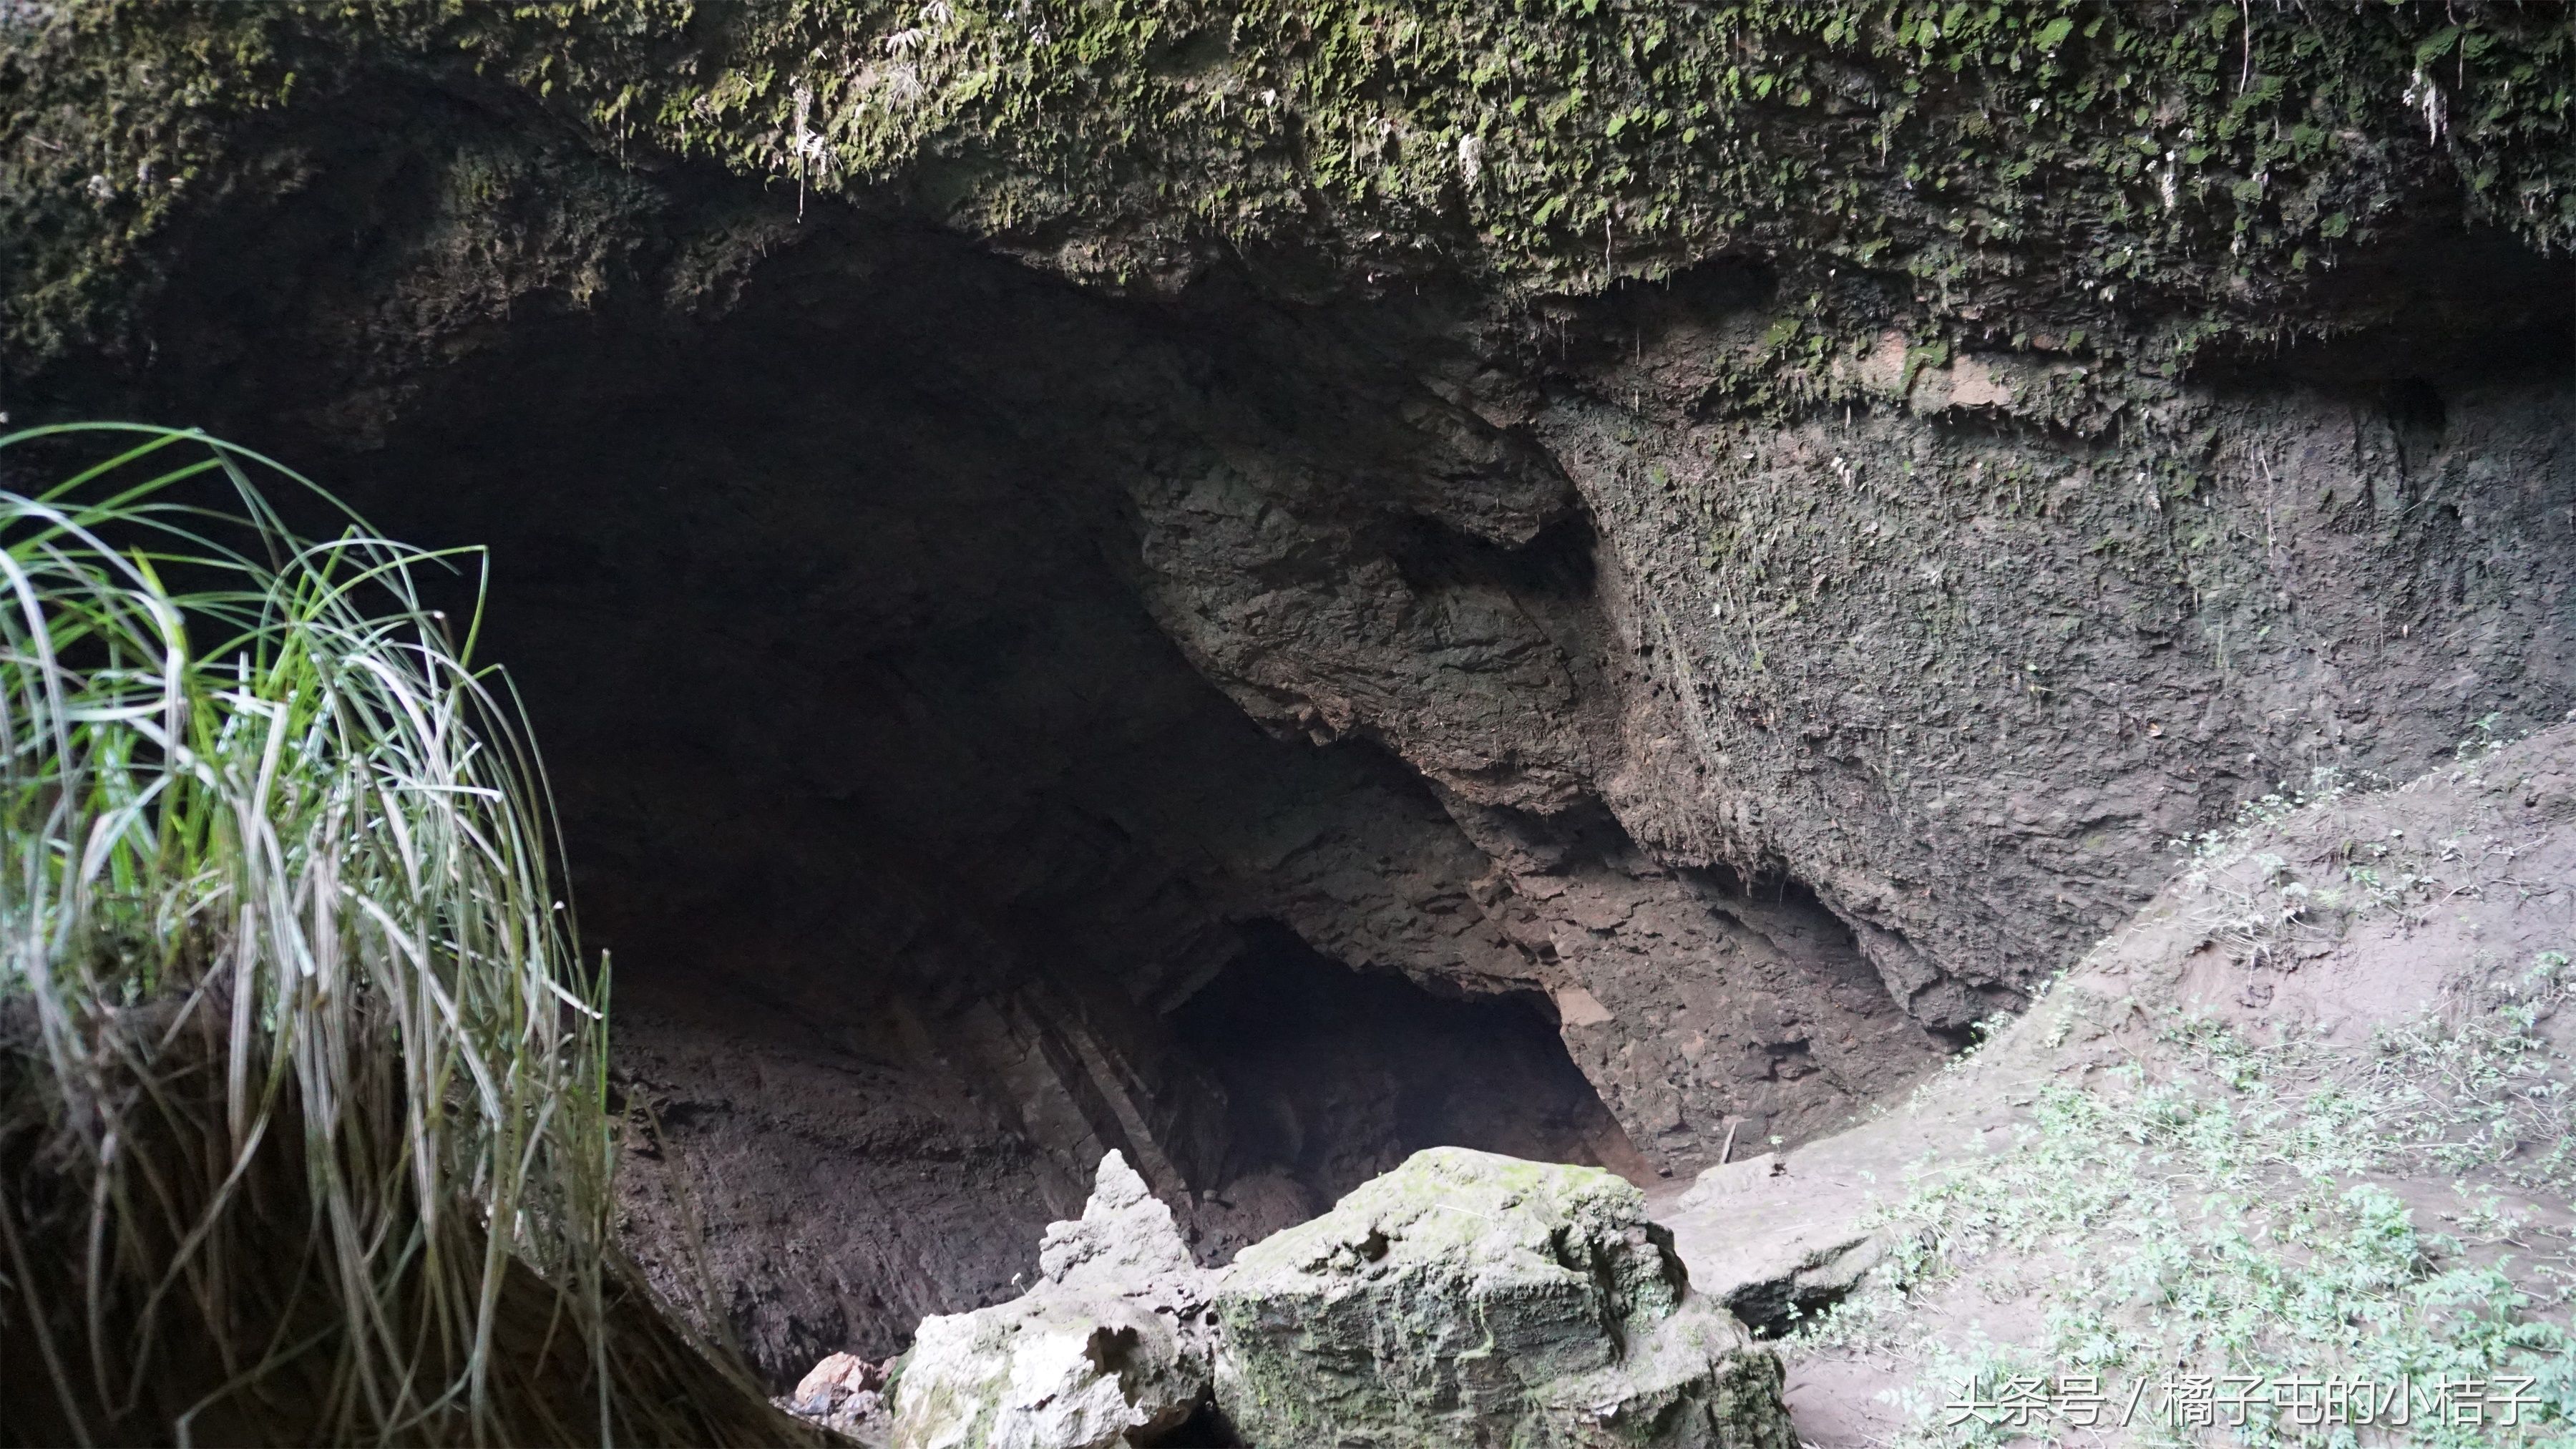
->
1659, 723, 2576, 1445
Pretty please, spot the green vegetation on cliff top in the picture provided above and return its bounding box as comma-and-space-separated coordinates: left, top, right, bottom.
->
4, 1, 2570, 366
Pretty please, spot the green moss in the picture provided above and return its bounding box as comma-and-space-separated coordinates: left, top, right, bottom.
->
5, 1, 2571, 386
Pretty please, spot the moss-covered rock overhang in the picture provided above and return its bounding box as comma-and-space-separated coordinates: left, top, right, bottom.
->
6, 0, 2569, 401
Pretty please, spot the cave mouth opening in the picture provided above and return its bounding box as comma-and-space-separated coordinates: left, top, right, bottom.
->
1169, 920, 1654, 1260
187, 205, 1695, 1379
79, 150, 1953, 1387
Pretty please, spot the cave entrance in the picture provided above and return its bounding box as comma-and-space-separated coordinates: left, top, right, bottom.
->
202, 210, 1677, 1382
111, 178, 1943, 1386
1168, 921, 1653, 1259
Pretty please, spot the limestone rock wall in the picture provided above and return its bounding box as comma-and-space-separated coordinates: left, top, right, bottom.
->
4, 0, 2570, 1386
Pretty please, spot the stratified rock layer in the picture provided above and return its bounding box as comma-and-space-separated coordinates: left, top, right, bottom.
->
1214, 1148, 1795, 1448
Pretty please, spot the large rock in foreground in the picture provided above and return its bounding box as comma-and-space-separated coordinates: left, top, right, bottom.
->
842, 1147, 1796, 1446
887, 1152, 1214, 1449
1214, 1148, 1795, 1448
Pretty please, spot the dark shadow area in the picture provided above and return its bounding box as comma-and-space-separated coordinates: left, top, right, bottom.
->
1390, 512, 1599, 600
4, 94, 1942, 1382
2186, 229, 2575, 394
1169, 921, 1652, 1261
1729, 1274, 1859, 1342
41, 177, 1654, 1378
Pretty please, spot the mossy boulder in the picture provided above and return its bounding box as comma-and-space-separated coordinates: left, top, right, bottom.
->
1213, 1147, 1793, 1448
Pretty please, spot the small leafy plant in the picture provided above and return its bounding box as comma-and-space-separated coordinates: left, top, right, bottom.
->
1795, 981, 2576, 1448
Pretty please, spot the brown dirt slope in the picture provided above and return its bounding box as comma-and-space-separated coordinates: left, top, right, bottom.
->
1659, 719, 2576, 1445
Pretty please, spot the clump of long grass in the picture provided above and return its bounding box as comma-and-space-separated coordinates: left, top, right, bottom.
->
0, 424, 801, 1446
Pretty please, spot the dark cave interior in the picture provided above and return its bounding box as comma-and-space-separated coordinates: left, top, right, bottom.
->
121, 197, 1717, 1375
28, 131, 2575, 1385
1171, 920, 1653, 1204
5, 96, 2049, 1377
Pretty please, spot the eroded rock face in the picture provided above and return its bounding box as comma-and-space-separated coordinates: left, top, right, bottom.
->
337, 223, 1956, 1377
887, 1153, 1216, 1449
12, 4, 2575, 1385
1214, 1148, 1795, 1449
